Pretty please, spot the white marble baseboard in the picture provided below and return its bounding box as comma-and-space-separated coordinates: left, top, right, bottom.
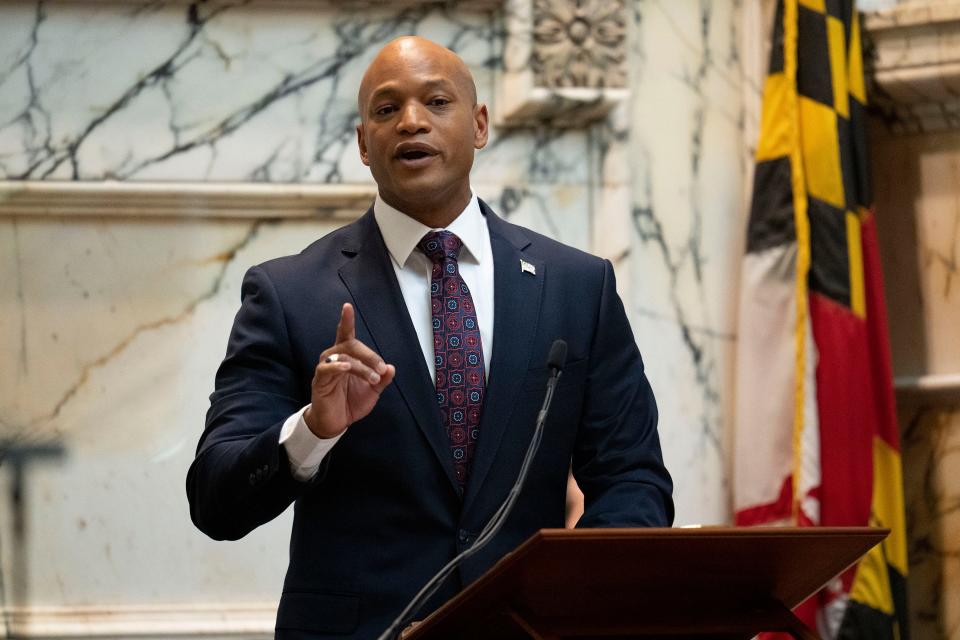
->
2, 603, 277, 638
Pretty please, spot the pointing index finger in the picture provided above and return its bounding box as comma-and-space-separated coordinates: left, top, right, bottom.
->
336, 303, 356, 344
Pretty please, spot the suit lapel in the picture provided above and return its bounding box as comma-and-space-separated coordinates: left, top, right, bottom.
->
337, 210, 461, 496
464, 202, 544, 511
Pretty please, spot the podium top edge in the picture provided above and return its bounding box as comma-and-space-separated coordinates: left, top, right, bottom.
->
534, 526, 889, 540
407, 526, 888, 639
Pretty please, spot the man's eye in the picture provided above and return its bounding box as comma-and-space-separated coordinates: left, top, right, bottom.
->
375, 105, 396, 116
429, 98, 450, 107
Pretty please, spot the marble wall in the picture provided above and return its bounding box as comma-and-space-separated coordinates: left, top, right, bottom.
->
0, 0, 752, 635
872, 126, 960, 380
625, 0, 749, 526
898, 400, 960, 639
0, 0, 592, 246
872, 121, 960, 639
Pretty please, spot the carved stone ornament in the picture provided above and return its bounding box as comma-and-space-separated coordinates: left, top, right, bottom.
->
531, 0, 627, 89
498, 0, 628, 128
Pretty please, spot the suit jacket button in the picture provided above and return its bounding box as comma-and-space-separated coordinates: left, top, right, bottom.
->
248, 473, 256, 486
457, 530, 469, 544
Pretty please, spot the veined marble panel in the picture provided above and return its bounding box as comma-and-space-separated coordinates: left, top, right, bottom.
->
479, 182, 592, 252
590, 103, 632, 272
899, 401, 960, 640
859, 0, 901, 11
0, 0, 598, 193
871, 121, 960, 378
0, 0, 620, 628
627, 0, 746, 526
0, 1, 483, 182
0, 189, 594, 633
0, 216, 351, 610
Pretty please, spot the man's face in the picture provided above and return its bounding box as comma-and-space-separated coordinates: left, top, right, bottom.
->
356, 40, 488, 217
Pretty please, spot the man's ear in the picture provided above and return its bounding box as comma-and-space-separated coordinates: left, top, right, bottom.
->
473, 103, 489, 150
357, 123, 370, 166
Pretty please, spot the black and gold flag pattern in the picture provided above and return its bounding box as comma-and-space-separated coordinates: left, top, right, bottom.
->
735, 1, 909, 638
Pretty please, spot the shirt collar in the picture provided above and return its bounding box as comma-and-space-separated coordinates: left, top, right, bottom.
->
373, 191, 485, 268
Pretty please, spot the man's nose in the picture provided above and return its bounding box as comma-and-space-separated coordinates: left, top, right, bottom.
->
396, 102, 431, 135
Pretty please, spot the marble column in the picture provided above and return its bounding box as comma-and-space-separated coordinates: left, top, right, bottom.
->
626, 0, 748, 525
897, 401, 960, 639
872, 121, 960, 639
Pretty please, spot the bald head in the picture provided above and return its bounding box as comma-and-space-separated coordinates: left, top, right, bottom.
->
357, 36, 477, 118
354, 35, 489, 227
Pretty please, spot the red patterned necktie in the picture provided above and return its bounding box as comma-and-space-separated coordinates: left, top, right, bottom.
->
418, 230, 486, 490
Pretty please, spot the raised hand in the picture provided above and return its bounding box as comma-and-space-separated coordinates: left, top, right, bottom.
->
303, 303, 396, 439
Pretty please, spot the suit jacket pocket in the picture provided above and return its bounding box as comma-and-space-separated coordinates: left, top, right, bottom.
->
276, 590, 360, 634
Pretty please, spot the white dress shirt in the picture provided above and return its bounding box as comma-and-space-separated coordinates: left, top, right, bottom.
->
279, 192, 495, 481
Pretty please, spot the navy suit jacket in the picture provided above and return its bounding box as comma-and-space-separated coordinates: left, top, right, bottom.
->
186, 200, 673, 639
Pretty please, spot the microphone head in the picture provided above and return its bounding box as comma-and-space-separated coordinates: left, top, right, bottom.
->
547, 339, 568, 372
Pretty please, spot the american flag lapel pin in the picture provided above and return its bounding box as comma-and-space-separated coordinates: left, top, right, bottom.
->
520, 259, 536, 276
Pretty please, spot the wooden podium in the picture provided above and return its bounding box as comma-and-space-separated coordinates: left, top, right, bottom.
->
405, 527, 887, 640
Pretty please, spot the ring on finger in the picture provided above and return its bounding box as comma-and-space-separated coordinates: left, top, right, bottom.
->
325, 353, 340, 363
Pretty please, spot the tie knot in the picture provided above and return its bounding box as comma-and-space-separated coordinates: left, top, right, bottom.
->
418, 230, 463, 264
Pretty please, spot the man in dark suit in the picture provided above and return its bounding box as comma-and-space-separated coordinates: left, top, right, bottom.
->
187, 36, 673, 639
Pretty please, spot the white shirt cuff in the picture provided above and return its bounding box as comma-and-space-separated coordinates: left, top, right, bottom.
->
279, 405, 343, 481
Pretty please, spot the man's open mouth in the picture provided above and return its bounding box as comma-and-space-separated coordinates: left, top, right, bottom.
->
395, 142, 439, 164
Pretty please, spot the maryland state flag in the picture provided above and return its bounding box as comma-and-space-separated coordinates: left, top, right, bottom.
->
734, 0, 909, 637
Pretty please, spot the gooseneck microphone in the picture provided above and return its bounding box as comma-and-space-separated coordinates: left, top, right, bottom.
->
546, 338, 567, 373
378, 339, 568, 640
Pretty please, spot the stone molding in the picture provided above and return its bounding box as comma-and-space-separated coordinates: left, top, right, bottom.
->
0, 0, 622, 221
78, 0, 502, 8
2, 603, 275, 638
865, 2, 960, 134
894, 373, 960, 404
0, 181, 375, 219
498, 0, 628, 127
